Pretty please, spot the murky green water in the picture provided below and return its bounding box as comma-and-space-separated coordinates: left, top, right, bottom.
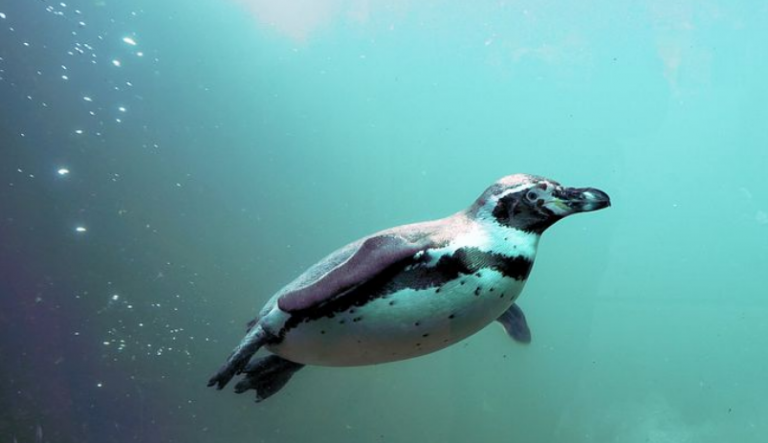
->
1, 1, 766, 442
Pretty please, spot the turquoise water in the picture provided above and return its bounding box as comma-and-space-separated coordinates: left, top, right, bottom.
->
1, 1, 766, 442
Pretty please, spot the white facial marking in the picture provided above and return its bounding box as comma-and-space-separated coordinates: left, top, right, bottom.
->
497, 183, 537, 199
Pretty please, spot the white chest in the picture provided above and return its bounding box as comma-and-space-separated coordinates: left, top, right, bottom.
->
268, 224, 538, 366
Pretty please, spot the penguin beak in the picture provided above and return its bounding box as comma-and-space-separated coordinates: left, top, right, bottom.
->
549, 187, 611, 215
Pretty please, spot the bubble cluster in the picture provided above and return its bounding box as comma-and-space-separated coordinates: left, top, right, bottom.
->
1, 1, 155, 171
2, 3, 199, 369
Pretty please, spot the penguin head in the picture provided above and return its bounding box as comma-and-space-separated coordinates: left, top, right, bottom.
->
472, 174, 611, 233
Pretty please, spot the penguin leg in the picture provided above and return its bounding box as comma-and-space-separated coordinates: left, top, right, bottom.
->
497, 303, 532, 344
234, 355, 305, 402
208, 325, 269, 389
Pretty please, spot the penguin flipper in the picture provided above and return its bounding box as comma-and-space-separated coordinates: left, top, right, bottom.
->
277, 233, 435, 313
497, 303, 531, 344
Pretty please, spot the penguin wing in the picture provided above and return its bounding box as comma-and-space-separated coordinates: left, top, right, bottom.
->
276, 232, 436, 313
497, 303, 531, 344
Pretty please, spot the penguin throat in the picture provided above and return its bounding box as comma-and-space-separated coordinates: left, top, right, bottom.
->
436, 219, 540, 263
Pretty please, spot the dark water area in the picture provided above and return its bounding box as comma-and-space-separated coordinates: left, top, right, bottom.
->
1, 1, 767, 442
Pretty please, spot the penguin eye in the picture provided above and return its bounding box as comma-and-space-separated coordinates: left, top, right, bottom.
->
526, 191, 538, 201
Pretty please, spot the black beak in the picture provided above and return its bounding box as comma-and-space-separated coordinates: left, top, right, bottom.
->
560, 187, 611, 213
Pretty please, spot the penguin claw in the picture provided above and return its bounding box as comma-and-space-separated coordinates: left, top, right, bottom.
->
207, 366, 236, 390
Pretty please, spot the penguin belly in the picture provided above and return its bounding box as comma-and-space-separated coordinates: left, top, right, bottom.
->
266, 270, 526, 366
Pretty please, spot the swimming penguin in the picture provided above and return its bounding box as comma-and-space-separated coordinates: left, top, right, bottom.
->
208, 174, 610, 402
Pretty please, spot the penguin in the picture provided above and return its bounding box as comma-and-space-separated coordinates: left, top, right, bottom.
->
208, 174, 610, 402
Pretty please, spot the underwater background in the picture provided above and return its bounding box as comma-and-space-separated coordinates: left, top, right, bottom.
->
1, 0, 767, 442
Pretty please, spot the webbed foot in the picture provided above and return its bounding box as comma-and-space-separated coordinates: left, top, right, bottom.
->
207, 326, 269, 389
234, 355, 304, 402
